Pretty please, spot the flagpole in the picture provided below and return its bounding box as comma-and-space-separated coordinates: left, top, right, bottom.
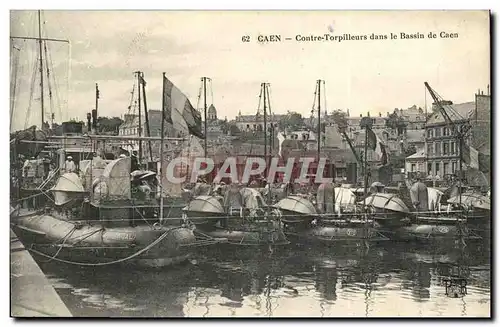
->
361, 116, 372, 216
202, 77, 208, 158
141, 73, 153, 163
135, 71, 143, 163
95, 83, 99, 118
159, 73, 166, 224
363, 125, 368, 214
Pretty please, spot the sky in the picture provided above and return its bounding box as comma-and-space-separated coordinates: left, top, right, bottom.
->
9, 10, 490, 132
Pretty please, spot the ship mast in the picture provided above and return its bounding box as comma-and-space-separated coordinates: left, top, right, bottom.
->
140, 73, 153, 162
201, 77, 209, 157
134, 71, 143, 162
11, 10, 70, 130
37, 10, 45, 129
263, 82, 268, 163
317, 79, 322, 158
159, 73, 166, 223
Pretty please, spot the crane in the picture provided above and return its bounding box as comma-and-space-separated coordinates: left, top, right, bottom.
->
424, 82, 471, 141
424, 82, 473, 170
424, 82, 474, 207
339, 127, 362, 164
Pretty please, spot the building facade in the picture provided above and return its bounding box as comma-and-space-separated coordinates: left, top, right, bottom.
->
424, 100, 474, 178
232, 111, 283, 132
472, 90, 491, 155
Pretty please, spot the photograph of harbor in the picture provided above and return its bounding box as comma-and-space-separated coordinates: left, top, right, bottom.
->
9, 10, 491, 318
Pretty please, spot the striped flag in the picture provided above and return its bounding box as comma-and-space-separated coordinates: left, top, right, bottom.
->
162, 75, 204, 139
366, 127, 388, 165
461, 144, 479, 170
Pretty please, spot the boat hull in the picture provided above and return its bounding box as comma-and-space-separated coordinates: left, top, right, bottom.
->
279, 209, 316, 224
11, 213, 196, 268
393, 223, 480, 242
283, 224, 388, 244
194, 225, 289, 246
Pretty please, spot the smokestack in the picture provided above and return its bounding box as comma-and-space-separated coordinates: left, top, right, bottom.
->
91, 109, 98, 131
86, 113, 92, 130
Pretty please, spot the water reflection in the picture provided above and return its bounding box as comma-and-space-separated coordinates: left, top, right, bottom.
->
40, 240, 490, 317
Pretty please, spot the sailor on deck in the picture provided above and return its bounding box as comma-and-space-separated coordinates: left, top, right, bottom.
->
131, 150, 139, 171
64, 156, 76, 173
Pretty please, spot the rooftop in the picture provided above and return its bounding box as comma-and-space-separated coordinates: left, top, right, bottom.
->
426, 101, 475, 126
406, 148, 426, 160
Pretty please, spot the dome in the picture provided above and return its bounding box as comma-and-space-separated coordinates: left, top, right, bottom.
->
207, 104, 217, 120
208, 104, 216, 114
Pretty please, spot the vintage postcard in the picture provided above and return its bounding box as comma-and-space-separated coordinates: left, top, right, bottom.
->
9, 10, 491, 318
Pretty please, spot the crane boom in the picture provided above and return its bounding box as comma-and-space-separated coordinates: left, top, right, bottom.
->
340, 129, 362, 164
424, 82, 470, 137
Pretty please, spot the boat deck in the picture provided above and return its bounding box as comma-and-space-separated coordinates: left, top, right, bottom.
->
10, 229, 72, 317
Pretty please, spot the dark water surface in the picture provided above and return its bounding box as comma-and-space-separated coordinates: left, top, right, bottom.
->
39, 240, 491, 317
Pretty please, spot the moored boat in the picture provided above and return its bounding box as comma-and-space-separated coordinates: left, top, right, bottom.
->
10, 155, 214, 268
183, 184, 289, 247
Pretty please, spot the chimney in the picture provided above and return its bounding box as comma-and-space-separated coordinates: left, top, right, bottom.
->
487, 84, 490, 95
481, 91, 484, 95
367, 111, 370, 117
386, 112, 390, 117
360, 114, 362, 117
379, 112, 382, 117
86, 113, 92, 130
91, 109, 98, 131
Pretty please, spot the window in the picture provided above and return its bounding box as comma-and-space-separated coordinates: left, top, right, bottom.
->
452, 161, 457, 173
443, 142, 449, 155
443, 162, 449, 175
411, 163, 416, 172
427, 163, 433, 175
427, 129, 434, 138
443, 127, 450, 136
435, 162, 440, 175
435, 127, 441, 137
427, 143, 433, 156
434, 142, 441, 155
450, 141, 456, 155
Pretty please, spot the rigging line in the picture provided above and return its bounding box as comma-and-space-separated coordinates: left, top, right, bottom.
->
266, 83, 272, 117
127, 83, 135, 114
196, 80, 202, 111
45, 39, 63, 123
43, 40, 55, 124
10, 45, 21, 130
256, 84, 263, 116
323, 80, 327, 118
310, 83, 318, 126
65, 40, 71, 121
24, 58, 39, 129
210, 78, 214, 106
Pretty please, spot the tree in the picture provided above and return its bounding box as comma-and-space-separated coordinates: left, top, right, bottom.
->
97, 116, 124, 134
385, 112, 407, 135
331, 109, 349, 132
278, 111, 304, 130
